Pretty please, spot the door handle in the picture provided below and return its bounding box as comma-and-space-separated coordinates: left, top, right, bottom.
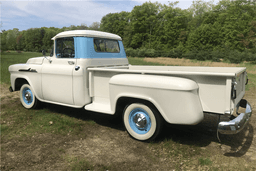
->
75, 66, 80, 71
68, 61, 75, 65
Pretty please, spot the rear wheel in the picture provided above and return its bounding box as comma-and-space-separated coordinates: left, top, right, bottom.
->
20, 84, 40, 109
123, 103, 163, 141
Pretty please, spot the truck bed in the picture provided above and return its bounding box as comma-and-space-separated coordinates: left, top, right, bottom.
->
86, 65, 247, 115
88, 65, 246, 77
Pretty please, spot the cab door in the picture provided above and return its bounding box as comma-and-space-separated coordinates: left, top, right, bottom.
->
41, 37, 76, 105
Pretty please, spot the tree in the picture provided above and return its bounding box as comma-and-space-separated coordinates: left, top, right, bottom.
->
186, 23, 221, 50
0, 31, 8, 51
100, 11, 130, 38
89, 22, 100, 30
129, 2, 162, 49
42, 28, 59, 51
238, 20, 256, 49
79, 23, 88, 30
187, 0, 215, 28
24, 28, 45, 52
212, 0, 256, 50
156, 4, 190, 50
6, 28, 19, 50
16, 32, 25, 51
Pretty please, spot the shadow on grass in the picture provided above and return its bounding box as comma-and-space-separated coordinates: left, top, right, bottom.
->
157, 113, 254, 157
155, 113, 219, 147
221, 124, 254, 157
43, 102, 125, 131
43, 102, 254, 156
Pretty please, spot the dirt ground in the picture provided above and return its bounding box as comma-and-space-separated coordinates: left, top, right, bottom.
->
1, 80, 256, 170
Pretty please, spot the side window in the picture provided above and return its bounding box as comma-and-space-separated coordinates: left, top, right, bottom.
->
94, 39, 120, 53
56, 37, 75, 58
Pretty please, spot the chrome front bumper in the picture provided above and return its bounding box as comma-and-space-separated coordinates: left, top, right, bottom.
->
218, 99, 252, 134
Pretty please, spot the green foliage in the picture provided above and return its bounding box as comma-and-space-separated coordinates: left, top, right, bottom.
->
226, 50, 246, 64
100, 11, 130, 40
125, 47, 137, 57
187, 0, 215, 30
42, 28, 59, 51
246, 52, 256, 63
125, 46, 256, 64
128, 2, 162, 49
211, 49, 225, 62
24, 28, 45, 52
145, 49, 156, 57
138, 48, 147, 57
183, 48, 198, 59
186, 24, 220, 50
172, 46, 184, 58
156, 4, 189, 50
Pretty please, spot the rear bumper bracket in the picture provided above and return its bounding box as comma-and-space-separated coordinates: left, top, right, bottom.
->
218, 99, 252, 134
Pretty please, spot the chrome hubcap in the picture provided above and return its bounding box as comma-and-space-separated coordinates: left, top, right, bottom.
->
133, 113, 147, 128
25, 92, 31, 101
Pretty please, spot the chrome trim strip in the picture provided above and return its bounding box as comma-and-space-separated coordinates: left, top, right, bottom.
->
19, 68, 37, 73
218, 99, 252, 134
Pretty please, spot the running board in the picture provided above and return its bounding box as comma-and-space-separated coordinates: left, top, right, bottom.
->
84, 98, 114, 114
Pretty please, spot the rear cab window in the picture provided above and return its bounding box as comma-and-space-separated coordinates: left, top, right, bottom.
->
94, 39, 120, 53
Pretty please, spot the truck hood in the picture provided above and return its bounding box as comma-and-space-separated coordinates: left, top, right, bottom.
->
26, 57, 45, 65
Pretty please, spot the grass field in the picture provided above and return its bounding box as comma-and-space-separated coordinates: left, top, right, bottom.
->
1, 51, 256, 170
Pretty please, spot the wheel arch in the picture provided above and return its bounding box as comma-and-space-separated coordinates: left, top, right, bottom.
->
14, 78, 29, 91
13, 76, 42, 101
113, 96, 165, 122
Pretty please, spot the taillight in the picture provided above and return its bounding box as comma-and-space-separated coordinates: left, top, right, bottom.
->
231, 79, 237, 99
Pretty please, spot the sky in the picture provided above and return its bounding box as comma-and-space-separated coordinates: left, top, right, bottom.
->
1, 0, 218, 32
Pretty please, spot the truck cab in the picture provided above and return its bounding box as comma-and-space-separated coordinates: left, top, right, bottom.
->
42, 30, 128, 107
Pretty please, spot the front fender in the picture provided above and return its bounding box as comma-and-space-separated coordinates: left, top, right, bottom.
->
9, 64, 43, 100
109, 74, 204, 125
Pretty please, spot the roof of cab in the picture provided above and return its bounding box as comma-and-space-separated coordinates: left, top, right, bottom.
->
51, 30, 122, 41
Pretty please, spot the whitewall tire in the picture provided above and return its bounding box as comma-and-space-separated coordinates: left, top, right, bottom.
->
20, 84, 40, 109
123, 103, 163, 141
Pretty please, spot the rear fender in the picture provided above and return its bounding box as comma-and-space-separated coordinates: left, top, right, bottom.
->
109, 74, 204, 125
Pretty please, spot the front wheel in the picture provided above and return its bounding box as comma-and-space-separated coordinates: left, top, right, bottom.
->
123, 103, 163, 141
20, 84, 40, 109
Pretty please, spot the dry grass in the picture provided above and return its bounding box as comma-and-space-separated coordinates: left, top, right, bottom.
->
144, 57, 256, 74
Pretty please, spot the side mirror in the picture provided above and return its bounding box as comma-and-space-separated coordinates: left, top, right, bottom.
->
50, 48, 53, 57
42, 49, 46, 56
42, 49, 52, 63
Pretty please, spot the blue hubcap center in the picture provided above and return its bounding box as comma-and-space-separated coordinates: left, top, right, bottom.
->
129, 108, 151, 134
22, 88, 33, 105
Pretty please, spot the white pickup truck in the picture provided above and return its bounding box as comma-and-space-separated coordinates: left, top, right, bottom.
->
9, 30, 252, 141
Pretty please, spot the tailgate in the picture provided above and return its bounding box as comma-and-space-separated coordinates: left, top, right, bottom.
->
232, 69, 247, 107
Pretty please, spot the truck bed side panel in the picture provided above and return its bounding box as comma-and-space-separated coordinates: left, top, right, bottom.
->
109, 74, 204, 125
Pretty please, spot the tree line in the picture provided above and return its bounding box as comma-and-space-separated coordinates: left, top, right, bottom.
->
100, 0, 256, 62
1, 0, 256, 63
1, 23, 100, 52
